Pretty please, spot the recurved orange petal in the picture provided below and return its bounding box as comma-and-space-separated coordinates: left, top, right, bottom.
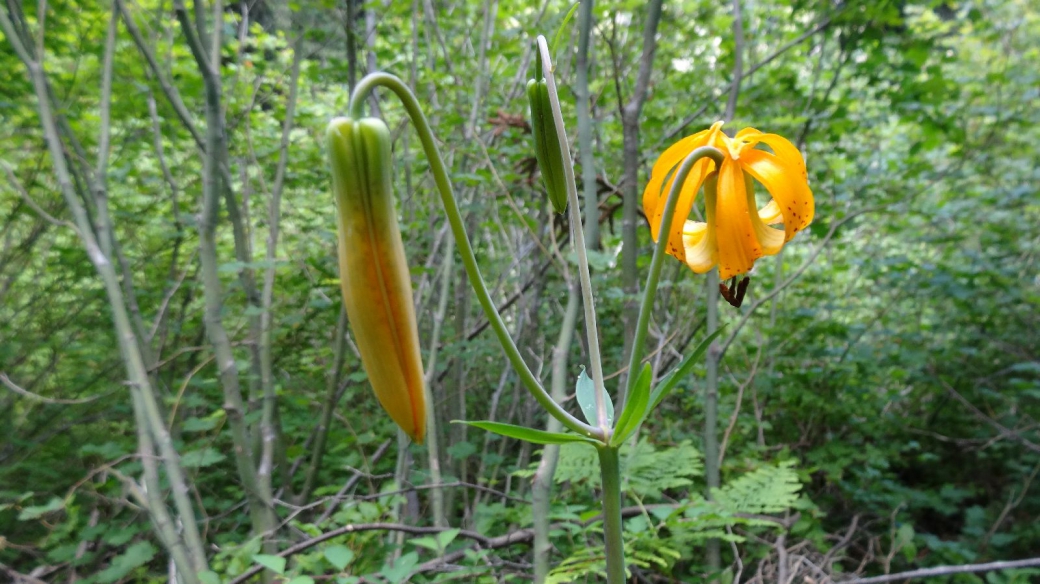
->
643, 129, 711, 237
754, 132, 807, 180
744, 172, 784, 256
740, 149, 814, 241
739, 130, 808, 180
642, 122, 727, 262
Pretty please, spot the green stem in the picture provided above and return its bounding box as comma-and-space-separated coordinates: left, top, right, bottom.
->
347, 73, 600, 441
597, 445, 625, 583
624, 147, 724, 400
535, 35, 610, 432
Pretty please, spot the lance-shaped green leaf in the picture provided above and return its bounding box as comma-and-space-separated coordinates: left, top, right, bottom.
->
649, 327, 726, 411
453, 420, 599, 445
610, 363, 652, 446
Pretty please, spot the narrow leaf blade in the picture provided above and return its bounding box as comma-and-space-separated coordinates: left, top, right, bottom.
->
650, 327, 726, 411
611, 363, 652, 446
454, 420, 596, 445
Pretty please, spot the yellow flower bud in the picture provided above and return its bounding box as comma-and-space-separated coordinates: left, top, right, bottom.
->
327, 116, 426, 443
527, 78, 568, 214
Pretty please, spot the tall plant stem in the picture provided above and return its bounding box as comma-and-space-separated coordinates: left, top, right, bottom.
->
347, 73, 599, 440
624, 147, 723, 400
534, 36, 609, 432
615, 146, 723, 582
598, 445, 625, 583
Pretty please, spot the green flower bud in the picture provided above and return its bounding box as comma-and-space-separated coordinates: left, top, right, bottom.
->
527, 78, 569, 214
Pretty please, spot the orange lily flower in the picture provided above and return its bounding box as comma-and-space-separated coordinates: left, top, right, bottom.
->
642, 122, 814, 280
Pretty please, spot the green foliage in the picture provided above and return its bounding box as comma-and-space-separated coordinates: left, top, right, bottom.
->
251, 554, 286, 575
95, 541, 156, 583
554, 439, 704, 499
548, 442, 801, 580
545, 546, 607, 583
1, 0, 1038, 581
711, 460, 801, 515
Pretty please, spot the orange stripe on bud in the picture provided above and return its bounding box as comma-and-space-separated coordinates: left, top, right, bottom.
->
327, 116, 426, 443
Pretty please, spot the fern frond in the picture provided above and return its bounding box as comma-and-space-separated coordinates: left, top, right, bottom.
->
553, 439, 703, 499
712, 459, 801, 515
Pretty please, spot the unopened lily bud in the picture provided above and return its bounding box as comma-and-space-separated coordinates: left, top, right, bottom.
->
527, 78, 568, 214
327, 116, 426, 443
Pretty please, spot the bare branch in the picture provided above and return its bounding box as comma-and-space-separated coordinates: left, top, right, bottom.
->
724, 0, 745, 121
937, 375, 1040, 454
841, 557, 1040, 584
115, 0, 204, 148
661, 16, 835, 143
0, 373, 112, 405
1, 161, 77, 231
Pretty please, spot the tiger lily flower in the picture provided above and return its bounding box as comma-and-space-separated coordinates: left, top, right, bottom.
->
642, 121, 814, 280
327, 116, 426, 443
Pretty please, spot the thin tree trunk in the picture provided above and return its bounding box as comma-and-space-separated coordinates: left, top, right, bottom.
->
297, 309, 349, 504
364, 6, 382, 116
172, 0, 278, 551
446, 0, 498, 519
532, 284, 581, 583
423, 238, 455, 528
575, 0, 598, 252
132, 390, 202, 584
345, 0, 358, 89
258, 38, 303, 504
0, 5, 209, 575
705, 0, 745, 572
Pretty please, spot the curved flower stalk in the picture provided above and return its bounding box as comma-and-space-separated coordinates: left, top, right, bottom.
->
344, 72, 599, 442
327, 116, 426, 443
642, 121, 814, 280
